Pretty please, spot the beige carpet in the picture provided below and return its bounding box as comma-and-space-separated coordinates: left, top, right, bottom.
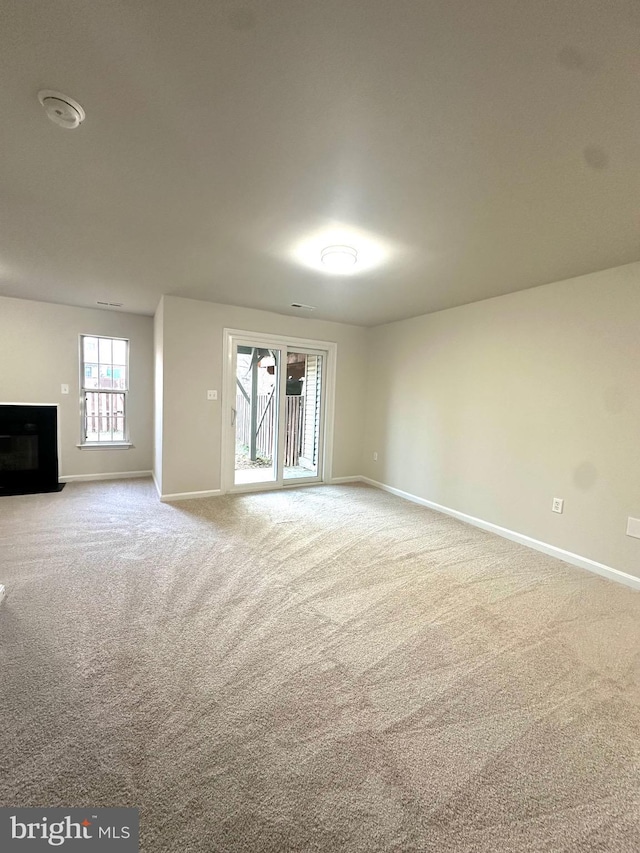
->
1, 480, 640, 852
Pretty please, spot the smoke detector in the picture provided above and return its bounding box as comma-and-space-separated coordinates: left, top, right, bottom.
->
38, 90, 85, 129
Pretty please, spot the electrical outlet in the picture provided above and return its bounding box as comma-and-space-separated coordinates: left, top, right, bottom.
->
552, 497, 564, 514
61, 384, 69, 395
373, 451, 378, 461
207, 390, 218, 401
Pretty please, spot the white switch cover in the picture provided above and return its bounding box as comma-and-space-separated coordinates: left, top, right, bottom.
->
627, 517, 640, 539
207, 390, 218, 401
61, 384, 69, 395
552, 497, 564, 513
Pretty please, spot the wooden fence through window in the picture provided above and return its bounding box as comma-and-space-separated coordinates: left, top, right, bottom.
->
236, 394, 305, 466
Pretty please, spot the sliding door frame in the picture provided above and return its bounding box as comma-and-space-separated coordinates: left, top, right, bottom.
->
221, 329, 337, 495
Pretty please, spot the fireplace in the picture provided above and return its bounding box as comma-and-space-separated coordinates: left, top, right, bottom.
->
0, 405, 64, 496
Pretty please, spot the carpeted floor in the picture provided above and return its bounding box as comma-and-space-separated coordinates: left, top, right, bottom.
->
1, 480, 640, 852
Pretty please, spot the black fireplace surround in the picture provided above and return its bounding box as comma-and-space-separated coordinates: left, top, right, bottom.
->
0, 405, 64, 496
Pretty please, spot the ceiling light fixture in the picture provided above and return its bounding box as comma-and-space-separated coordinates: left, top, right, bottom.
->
38, 90, 85, 129
290, 222, 390, 274
320, 245, 358, 270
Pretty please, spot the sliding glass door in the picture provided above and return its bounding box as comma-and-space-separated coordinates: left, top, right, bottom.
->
225, 332, 329, 492
233, 344, 280, 487
282, 350, 323, 481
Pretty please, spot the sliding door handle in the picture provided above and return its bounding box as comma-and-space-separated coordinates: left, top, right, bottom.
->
231, 407, 237, 426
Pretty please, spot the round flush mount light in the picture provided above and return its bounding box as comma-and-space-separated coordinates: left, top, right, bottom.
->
38, 90, 85, 129
320, 245, 358, 270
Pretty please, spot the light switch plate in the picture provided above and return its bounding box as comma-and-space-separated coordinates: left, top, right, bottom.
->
207, 390, 218, 401
627, 517, 640, 539
61, 384, 69, 395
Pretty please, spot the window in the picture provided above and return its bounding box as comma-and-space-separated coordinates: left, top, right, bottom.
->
80, 335, 129, 445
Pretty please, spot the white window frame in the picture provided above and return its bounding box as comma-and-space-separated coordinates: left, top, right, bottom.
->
78, 334, 132, 449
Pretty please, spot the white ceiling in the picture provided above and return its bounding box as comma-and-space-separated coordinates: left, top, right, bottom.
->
0, 0, 638, 326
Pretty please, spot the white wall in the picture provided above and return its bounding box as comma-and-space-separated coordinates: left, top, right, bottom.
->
362, 262, 640, 577
156, 296, 367, 497
0, 296, 153, 478
153, 297, 164, 493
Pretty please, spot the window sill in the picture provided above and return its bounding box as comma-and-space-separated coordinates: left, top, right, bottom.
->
77, 442, 133, 450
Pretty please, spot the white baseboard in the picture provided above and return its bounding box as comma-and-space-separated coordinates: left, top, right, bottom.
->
361, 476, 640, 593
160, 489, 222, 502
152, 471, 161, 498
60, 470, 152, 483
330, 476, 363, 484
